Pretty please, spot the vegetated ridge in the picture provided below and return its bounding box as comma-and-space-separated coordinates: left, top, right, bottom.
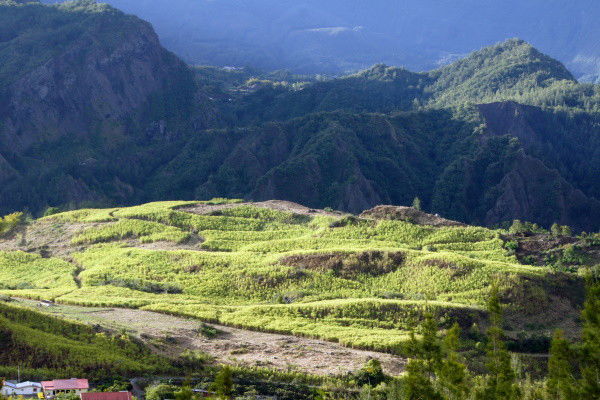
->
0, 1, 599, 231
0, 200, 595, 361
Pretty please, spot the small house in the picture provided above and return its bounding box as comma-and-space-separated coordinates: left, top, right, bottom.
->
41, 379, 89, 397
80, 392, 132, 400
1, 381, 43, 397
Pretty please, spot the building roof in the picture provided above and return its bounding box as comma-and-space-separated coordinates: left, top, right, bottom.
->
3, 381, 42, 389
41, 379, 89, 391
80, 392, 132, 400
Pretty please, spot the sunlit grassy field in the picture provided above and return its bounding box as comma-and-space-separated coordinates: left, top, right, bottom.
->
0, 200, 578, 352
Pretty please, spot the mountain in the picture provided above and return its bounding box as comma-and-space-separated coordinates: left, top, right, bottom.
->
0, 0, 197, 213
41, 0, 600, 80
147, 40, 600, 231
0, 1, 598, 231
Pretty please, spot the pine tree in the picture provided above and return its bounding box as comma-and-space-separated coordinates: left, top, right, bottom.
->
412, 197, 422, 211
213, 365, 234, 399
479, 286, 520, 400
580, 281, 600, 399
404, 314, 443, 400
547, 330, 578, 400
438, 323, 470, 400
420, 313, 443, 377
404, 359, 443, 400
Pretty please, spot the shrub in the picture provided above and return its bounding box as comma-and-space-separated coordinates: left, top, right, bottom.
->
146, 384, 178, 400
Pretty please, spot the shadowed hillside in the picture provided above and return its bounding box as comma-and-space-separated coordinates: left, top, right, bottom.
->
0, 2, 598, 231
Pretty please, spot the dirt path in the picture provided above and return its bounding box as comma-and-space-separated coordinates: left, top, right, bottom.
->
11, 299, 405, 376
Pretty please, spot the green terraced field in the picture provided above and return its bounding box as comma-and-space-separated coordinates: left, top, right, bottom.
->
0, 200, 585, 353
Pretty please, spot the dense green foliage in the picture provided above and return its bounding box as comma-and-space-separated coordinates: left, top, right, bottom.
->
0, 301, 170, 379
141, 39, 600, 231
0, 2, 599, 231
0, 212, 23, 237
339, 282, 600, 400
0, 201, 587, 354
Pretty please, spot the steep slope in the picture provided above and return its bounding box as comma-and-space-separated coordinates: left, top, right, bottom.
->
1, 7, 598, 232
0, 0, 196, 214
147, 104, 600, 231
0, 300, 169, 378
144, 110, 466, 214
428, 39, 576, 106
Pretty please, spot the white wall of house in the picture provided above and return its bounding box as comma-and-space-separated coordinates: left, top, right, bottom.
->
1, 382, 43, 396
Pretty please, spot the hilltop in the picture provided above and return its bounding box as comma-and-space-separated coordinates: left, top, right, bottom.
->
0, 199, 594, 359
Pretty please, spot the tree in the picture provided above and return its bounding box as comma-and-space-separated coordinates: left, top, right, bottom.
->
509, 220, 526, 235
404, 359, 443, 400
0, 212, 23, 236
174, 387, 194, 400
412, 197, 422, 211
580, 281, 600, 399
560, 225, 572, 237
354, 358, 387, 387
547, 330, 578, 400
213, 365, 234, 399
404, 313, 444, 400
438, 323, 470, 400
551, 223, 562, 236
419, 313, 443, 377
478, 286, 520, 400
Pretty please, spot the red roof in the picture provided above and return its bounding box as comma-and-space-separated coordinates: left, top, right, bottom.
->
41, 379, 89, 391
81, 393, 132, 400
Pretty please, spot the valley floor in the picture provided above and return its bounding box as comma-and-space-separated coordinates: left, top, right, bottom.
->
10, 298, 406, 376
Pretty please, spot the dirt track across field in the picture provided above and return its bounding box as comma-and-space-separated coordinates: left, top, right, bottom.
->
11, 298, 406, 376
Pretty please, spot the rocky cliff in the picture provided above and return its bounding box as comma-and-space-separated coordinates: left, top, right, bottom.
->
0, 0, 195, 212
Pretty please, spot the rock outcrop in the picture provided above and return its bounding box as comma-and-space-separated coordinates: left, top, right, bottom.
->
0, 1, 195, 213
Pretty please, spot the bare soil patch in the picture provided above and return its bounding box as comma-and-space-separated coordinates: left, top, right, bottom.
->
11, 299, 406, 376
0, 221, 98, 258
280, 251, 406, 279
180, 200, 343, 217
360, 205, 465, 227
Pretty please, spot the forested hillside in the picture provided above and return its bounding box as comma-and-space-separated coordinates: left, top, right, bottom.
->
0, 0, 197, 214
145, 40, 600, 231
0, 1, 599, 231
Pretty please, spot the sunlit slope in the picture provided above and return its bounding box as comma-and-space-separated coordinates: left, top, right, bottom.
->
0, 200, 584, 352
0, 301, 168, 378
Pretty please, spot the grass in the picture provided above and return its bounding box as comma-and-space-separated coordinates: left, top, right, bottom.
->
0, 301, 171, 379
0, 200, 582, 351
71, 219, 191, 245
0, 251, 77, 291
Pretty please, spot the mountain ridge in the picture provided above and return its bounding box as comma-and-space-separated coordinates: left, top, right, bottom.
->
0, 0, 598, 231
